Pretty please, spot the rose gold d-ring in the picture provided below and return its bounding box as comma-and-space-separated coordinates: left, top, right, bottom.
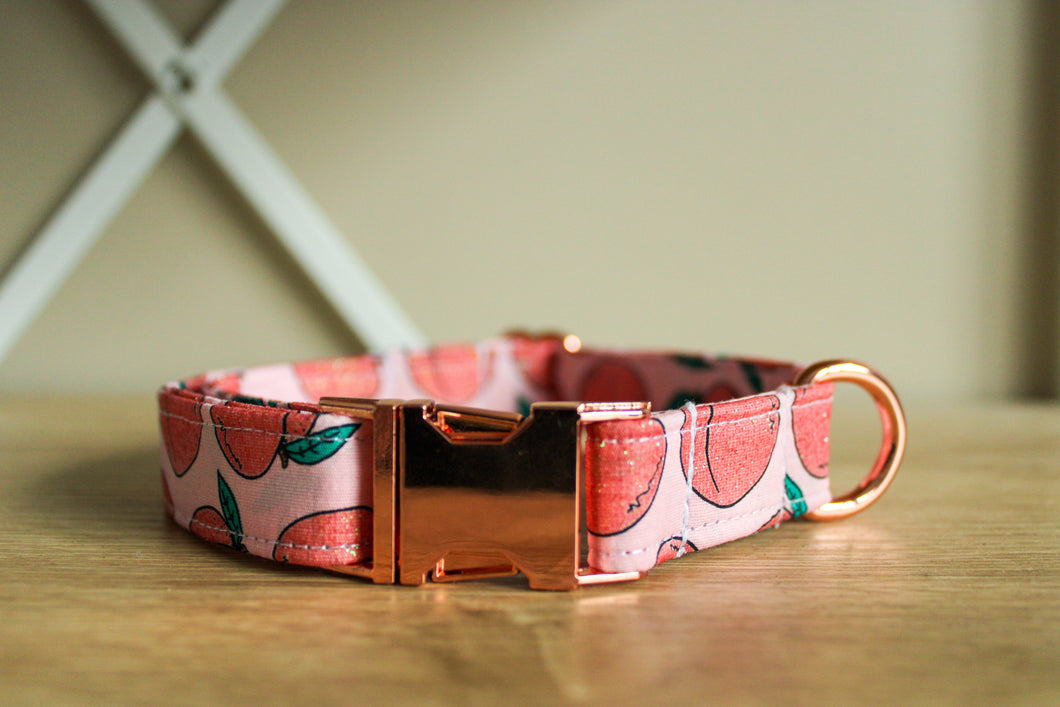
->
795, 360, 906, 521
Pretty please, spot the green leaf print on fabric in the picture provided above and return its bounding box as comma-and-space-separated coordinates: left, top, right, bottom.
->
217, 470, 246, 551
784, 475, 808, 518
284, 423, 360, 466
673, 354, 712, 370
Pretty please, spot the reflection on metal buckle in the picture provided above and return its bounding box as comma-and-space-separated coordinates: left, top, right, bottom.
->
318, 397, 650, 590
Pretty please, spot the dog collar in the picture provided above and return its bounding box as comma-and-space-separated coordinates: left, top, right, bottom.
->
157, 334, 905, 590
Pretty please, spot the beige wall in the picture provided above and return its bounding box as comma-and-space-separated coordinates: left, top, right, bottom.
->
0, 1, 1036, 401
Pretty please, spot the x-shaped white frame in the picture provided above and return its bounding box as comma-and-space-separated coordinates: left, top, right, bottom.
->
0, 0, 424, 364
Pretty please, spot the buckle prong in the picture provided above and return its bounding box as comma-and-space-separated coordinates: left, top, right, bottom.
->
319, 397, 650, 590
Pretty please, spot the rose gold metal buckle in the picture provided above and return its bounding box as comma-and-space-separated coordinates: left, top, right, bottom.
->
795, 360, 907, 521
318, 397, 649, 590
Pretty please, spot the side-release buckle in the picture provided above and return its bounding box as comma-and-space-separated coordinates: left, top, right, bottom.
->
318, 397, 650, 590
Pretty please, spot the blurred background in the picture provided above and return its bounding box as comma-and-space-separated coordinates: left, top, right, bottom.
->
0, 0, 1055, 402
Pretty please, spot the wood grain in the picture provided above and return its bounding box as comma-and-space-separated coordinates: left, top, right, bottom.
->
1, 397, 1057, 705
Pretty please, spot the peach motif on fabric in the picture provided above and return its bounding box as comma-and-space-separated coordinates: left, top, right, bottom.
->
158, 337, 833, 574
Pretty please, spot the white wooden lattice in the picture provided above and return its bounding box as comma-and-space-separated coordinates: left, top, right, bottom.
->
0, 0, 424, 364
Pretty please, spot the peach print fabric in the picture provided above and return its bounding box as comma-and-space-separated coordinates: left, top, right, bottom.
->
158, 337, 833, 575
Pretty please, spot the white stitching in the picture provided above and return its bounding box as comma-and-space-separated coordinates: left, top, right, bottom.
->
169, 504, 372, 552
676, 402, 696, 557
158, 409, 366, 442
161, 391, 831, 447
589, 397, 831, 446
592, 503, 783, 557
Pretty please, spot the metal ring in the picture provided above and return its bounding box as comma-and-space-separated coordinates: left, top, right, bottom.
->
794, 360, 906, 521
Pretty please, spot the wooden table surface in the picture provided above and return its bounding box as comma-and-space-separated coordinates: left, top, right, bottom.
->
1, 396, 1058, 706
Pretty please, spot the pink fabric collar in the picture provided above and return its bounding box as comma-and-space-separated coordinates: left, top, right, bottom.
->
158, 335, 848, 589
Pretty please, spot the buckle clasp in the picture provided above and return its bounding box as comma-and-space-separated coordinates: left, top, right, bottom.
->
319, 397, 649, 590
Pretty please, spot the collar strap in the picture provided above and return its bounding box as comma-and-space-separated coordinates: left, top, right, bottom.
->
158, 334, 904, 590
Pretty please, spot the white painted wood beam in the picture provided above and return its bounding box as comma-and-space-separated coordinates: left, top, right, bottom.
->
0, 0, 424, 367
0, 97, 181, 363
